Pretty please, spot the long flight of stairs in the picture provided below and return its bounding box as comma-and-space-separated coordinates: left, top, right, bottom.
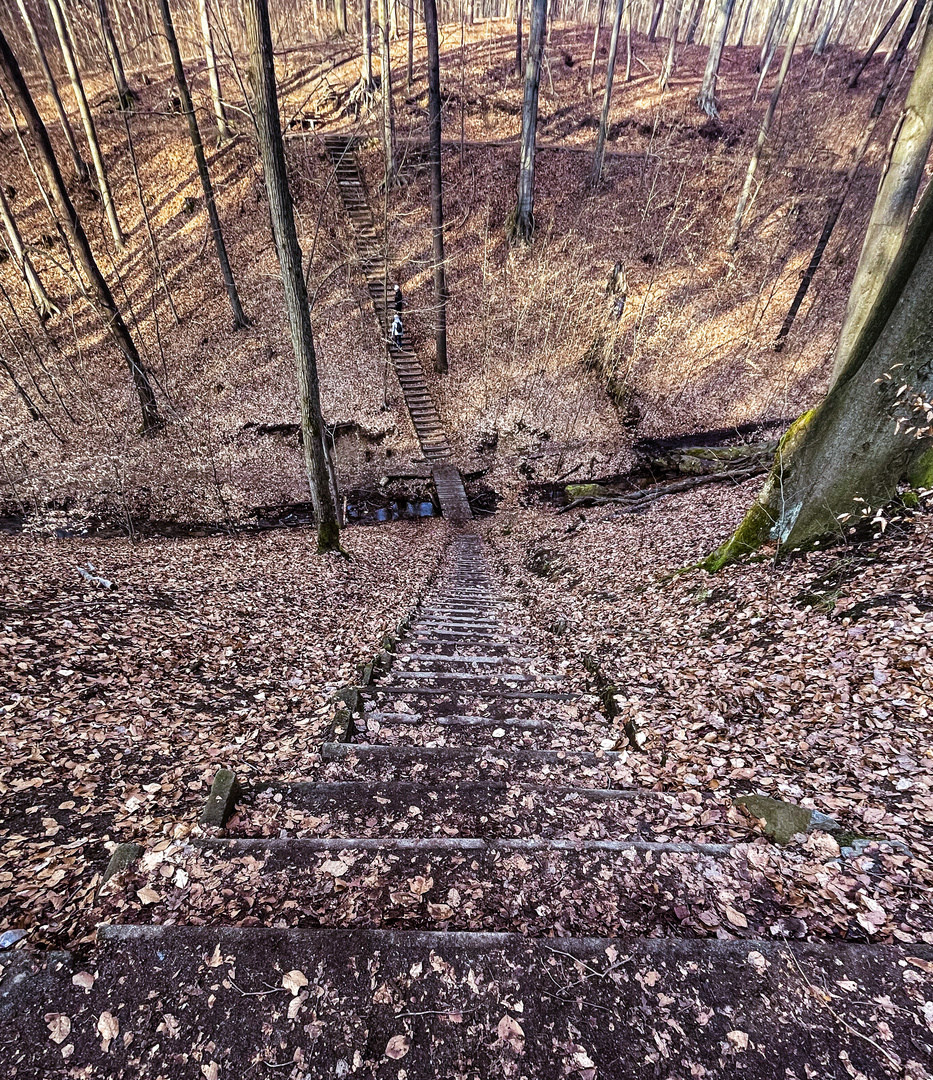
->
322, 134, 472, 525
3, 532, 930, 1076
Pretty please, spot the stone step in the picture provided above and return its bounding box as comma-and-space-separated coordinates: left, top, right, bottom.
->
8, 928, 926, 1078
318, 742, 630, 786
101, 835, 757, 937
229, 781, 745, 843
359, 711, 550, 731
391, 653, 538, 666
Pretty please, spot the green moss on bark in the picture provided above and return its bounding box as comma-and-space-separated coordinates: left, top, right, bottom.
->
909, 446, 933, 488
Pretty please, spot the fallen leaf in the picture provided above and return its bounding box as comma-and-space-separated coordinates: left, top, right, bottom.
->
497, 1014, 525, 1053
385, 1034, 411, 1059
282, 969, 308, 995
97, 1011, 119, 1052
727, 1030, 749, 1051
45, 1013, 71, 1044
71, 971, 95, 990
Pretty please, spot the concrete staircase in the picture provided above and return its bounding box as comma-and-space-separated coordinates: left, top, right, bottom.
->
4, 533, 930, 1076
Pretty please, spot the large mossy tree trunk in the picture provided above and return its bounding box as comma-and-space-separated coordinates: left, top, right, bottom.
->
159, 0, 247, 330
704, 181, 933, 572
243, 0, 341, 554
829, 5, 933, 386
510, 0, 546, 243
424, 0, 448, 374
0, 25, 160, 431
698, 0, 736, 118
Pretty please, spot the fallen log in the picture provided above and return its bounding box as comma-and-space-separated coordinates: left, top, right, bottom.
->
559, 464, 767, 513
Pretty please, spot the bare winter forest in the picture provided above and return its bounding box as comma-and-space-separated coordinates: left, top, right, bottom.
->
1, 0, 933, 1075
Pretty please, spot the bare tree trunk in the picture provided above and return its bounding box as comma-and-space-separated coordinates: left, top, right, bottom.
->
660, 0, 685, 87
0, 26, 159, 431
337, 0, 348, 32
625, 0, 632, 80
705, 177, 933, 569
510, 0, 546, 242
200, 0, 232, 143
95, 0, 131, 109
379, 0, 397, 183
830, 5, 933, 385
242, 0, 341, 553
813, 0, 842, 56
0, 187, 58, 318
14, 0, 87, 181
728, 0, 804, 250
848, 0, 908, 85
408, 0, 414, 84
46, 0, 124, 250
587, 0, 605, 94
159, 0, 248, 329
517, 0, 524, 74
648, 0, 665, 40
698, 0, 736, 116
736, 0, 753, 46
363, 0, 375, 86
754, 0, 791, 101
775, 0, 924, 349
593, 0, 623, 182
423, 0, 448, 373
686, 0, 705, 42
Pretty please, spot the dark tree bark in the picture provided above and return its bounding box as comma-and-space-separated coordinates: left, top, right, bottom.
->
337, 0, 349, 33
510, 0, 546, 242
686, 0, 705, 43
592, 0, 623, 184
242, 0, 341, 553
516, 0, 524, 75
14, 0, 87, 181
848, 0, 909, 85
423, 0, 448, 373
95, 0, 131, 109
159, 0, 248, 330
199, 0, 232, 143
0, 26, 159, 430
648, 0, 665, 41
46, 0, 124, 249
587, 0, 605, 95
775, 0, 925, 349
698, 0, 736, 117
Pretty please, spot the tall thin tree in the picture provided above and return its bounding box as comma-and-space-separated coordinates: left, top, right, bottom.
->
592, 0, 623, 184
46, 0, 124, 249
511, 0, 546, 242
199, 0, 232, 143
698, 0, 736, 117
0, 27, 159, 430
424, 0, 448, 373
728, 0, 804, 250
95, 0, 131, 109
362, 0, 375, 88
516, 0, 524, 75
660, 0, 685, 88
158, 0, 248, 329
242, 0, 341, 553
0, 187, 57, 319
379, 0, 397, 183
15, 0, 87, 180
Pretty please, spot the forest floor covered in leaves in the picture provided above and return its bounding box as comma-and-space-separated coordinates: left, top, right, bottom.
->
0, 519, 446, 949
482, 482, 933, 944
0, 23, 914, 521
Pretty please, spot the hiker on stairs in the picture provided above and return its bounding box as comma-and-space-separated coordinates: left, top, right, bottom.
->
390, 312, 404, 350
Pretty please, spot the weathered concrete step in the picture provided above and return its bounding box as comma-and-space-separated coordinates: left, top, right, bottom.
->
319, 741, 629, 782
381, 671, 563, 686
8, 929, 925, 1078
363, 686, 590, 701
103, 835, 863, 941
230, 781, 744, 843
359, 711, 550, 731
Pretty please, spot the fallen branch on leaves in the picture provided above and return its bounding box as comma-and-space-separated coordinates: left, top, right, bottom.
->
559, 465, 768, 514
76, 565, 113, 589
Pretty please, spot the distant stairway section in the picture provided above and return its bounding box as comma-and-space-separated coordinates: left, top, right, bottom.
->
322, 134, 471, 524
